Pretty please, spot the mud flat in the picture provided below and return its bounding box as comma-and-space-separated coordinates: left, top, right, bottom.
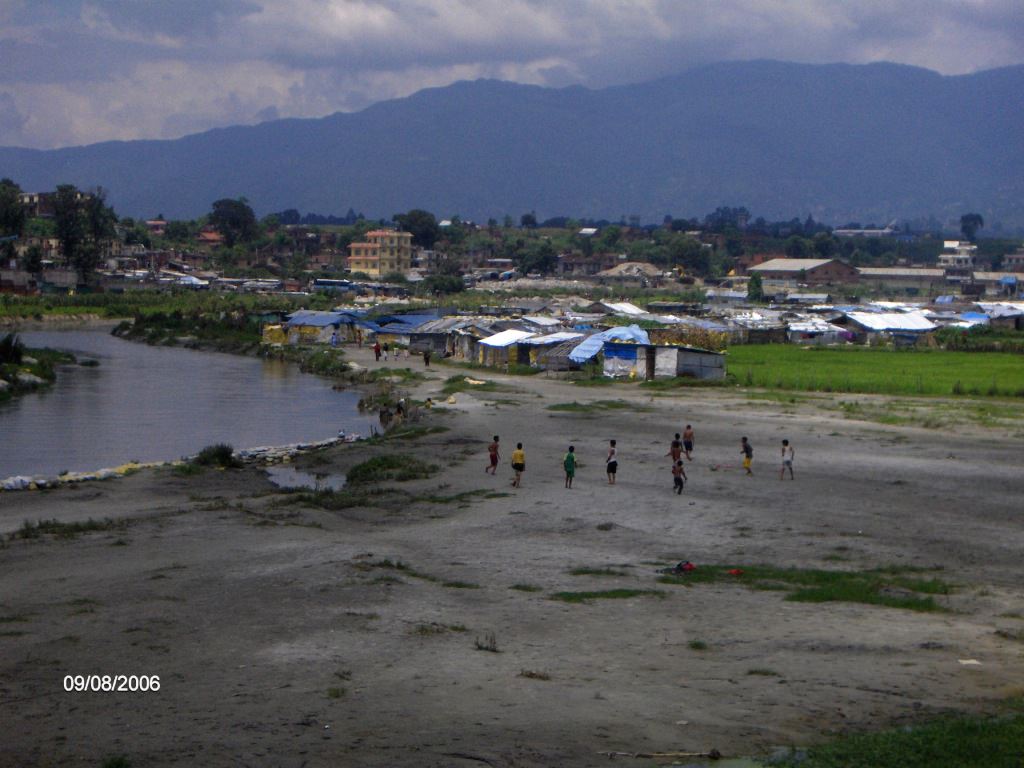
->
2, 345, 1023, 767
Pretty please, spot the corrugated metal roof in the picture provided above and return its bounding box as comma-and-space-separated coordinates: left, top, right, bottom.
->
522, 315, 563, 327
749, 258, 834, 272
846, 311, 936, 332
479, 329, 537, 347
520, 331, 585, 345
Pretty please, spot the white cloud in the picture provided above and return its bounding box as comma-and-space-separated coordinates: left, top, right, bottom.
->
1, 0, 1021, 148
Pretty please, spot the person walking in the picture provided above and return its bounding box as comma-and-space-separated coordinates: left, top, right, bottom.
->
741, 436, 754, 476
606, 439, 618, 485
373, 341, 381, 361
486, 436, 500, 475
511, 443, 526, 488
683, 424, 695, 461
382, 342, 389, 362
672, 459, 687, 494
667, 433, 683, 466
780, 439, 795, 480
563, 445, 577, 489
423, 349, 431, 367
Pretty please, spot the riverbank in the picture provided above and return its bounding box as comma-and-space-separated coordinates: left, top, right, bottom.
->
0, 333, 78, 403
1, 344, 1022, 766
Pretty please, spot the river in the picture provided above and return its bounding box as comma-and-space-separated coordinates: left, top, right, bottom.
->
0, 327, 374, 477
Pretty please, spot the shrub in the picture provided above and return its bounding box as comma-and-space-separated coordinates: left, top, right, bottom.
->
192, 444, 242, 468
0, 333, 24, 364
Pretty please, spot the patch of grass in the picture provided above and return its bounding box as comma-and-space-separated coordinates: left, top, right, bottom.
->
326, 686, 346, 699
550, 589, 665, 604
101, 757, 132, 768
0, 614, 31, 623
728, 345, 1024, 398
0, 630, 28, 637
11, 518, 124, 540
771, 709, 1024, 768
292, 487, 393, 510
546, 399, 648, 413
688, 640, 708, 651
519, 669, 551, 680
172, 462, 204, 476
568, 567, 629, 577
657, 564, 951, 612
346, 454, 438, 483
442, 580, 480, 589
595, 522, 615, 531
509, 584, 542, 592
413, 622, 464, 636
747, 668, 780, 676
441, 375, 504, 395
639, 376, 726, 391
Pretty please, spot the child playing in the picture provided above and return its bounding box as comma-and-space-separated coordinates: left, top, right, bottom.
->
563, 445, 576, 489
672, 460, 687, 494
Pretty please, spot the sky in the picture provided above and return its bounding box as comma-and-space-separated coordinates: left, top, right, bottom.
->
1, 0, 1022, 149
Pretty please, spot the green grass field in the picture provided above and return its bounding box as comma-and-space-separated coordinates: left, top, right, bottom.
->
727, 345, 1024, 398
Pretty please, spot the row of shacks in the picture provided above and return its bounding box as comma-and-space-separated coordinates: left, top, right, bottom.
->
261, 299, 1024, 377
260, 307, 727, 380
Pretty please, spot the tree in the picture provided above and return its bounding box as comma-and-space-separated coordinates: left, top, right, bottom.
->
393, 208, 440, 249
209, 198, 257, 248
960, 213, 984, 242
784, 236, 810, 257
52, 185, 117, 283
520, 212, 537, 229
812, 232, 837, 258
53, 184, 87, 275
747, 272, 764, 302
518, 241, 558, 275
0, 178, 26, 262
23, 244, 43, 276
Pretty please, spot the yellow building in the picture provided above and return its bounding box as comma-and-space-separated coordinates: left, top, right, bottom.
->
347, 230, 413, 278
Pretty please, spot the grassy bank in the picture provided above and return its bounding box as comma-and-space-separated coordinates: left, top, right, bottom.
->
771, 702, 1024, 768
727, 345, 1024, 398
0, 291, 335, 321
0, 334, 76, 403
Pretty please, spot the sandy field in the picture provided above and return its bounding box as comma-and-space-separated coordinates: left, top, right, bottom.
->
2, 344, 1023, 767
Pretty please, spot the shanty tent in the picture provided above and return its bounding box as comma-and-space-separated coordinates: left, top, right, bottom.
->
569, 325, 650, 364
477, 329, 536, 367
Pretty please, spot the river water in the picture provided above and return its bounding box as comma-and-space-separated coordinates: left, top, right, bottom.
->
0, 328, 374, 477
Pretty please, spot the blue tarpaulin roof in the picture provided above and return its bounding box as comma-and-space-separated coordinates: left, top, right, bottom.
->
286, 311, 348, 328
569, 325, 650, 363
1000, 276, 1017, 285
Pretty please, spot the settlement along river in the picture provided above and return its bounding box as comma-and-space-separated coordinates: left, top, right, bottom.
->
0, 327, 374, 478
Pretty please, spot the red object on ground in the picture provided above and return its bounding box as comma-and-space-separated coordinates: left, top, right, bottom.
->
727, 568, 744, 576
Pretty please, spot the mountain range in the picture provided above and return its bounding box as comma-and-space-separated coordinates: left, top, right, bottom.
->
1, 60, 1022, 227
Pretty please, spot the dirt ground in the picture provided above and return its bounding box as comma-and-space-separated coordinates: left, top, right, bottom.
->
2, 344, 1023, 767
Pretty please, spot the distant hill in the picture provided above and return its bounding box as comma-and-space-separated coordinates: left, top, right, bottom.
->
1, 60, 1022, 227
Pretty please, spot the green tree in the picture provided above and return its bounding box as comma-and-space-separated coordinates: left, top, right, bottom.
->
784, 236, 810, 257
747, 272, 764, 302
0, 178, 26, 262
520, 212, 537, 229
393, 208, 439, 249
518, 241, 558, 275
960, 213, 984, 242
812, 232, 837, 258
23, 244, 43, 276
53, 184, 87, 277
164, 220, 193, 242
209, 198, 257, 248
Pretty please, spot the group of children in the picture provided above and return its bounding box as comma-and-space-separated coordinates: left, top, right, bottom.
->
487, 428, 795, 493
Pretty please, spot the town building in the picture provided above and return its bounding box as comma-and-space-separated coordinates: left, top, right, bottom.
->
347, 230, 413, 277
937, 240, 977, 283
748, 258, 859, 285
1002, 248, 1024, 273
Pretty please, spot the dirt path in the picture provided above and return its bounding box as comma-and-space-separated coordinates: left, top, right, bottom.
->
2, 351, 1023, 766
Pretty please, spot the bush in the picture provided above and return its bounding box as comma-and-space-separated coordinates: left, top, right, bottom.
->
0, 333, 24, 364
192, 444, 242, 468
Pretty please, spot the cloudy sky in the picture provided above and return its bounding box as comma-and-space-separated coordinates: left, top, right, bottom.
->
2, 0, 1022, 149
